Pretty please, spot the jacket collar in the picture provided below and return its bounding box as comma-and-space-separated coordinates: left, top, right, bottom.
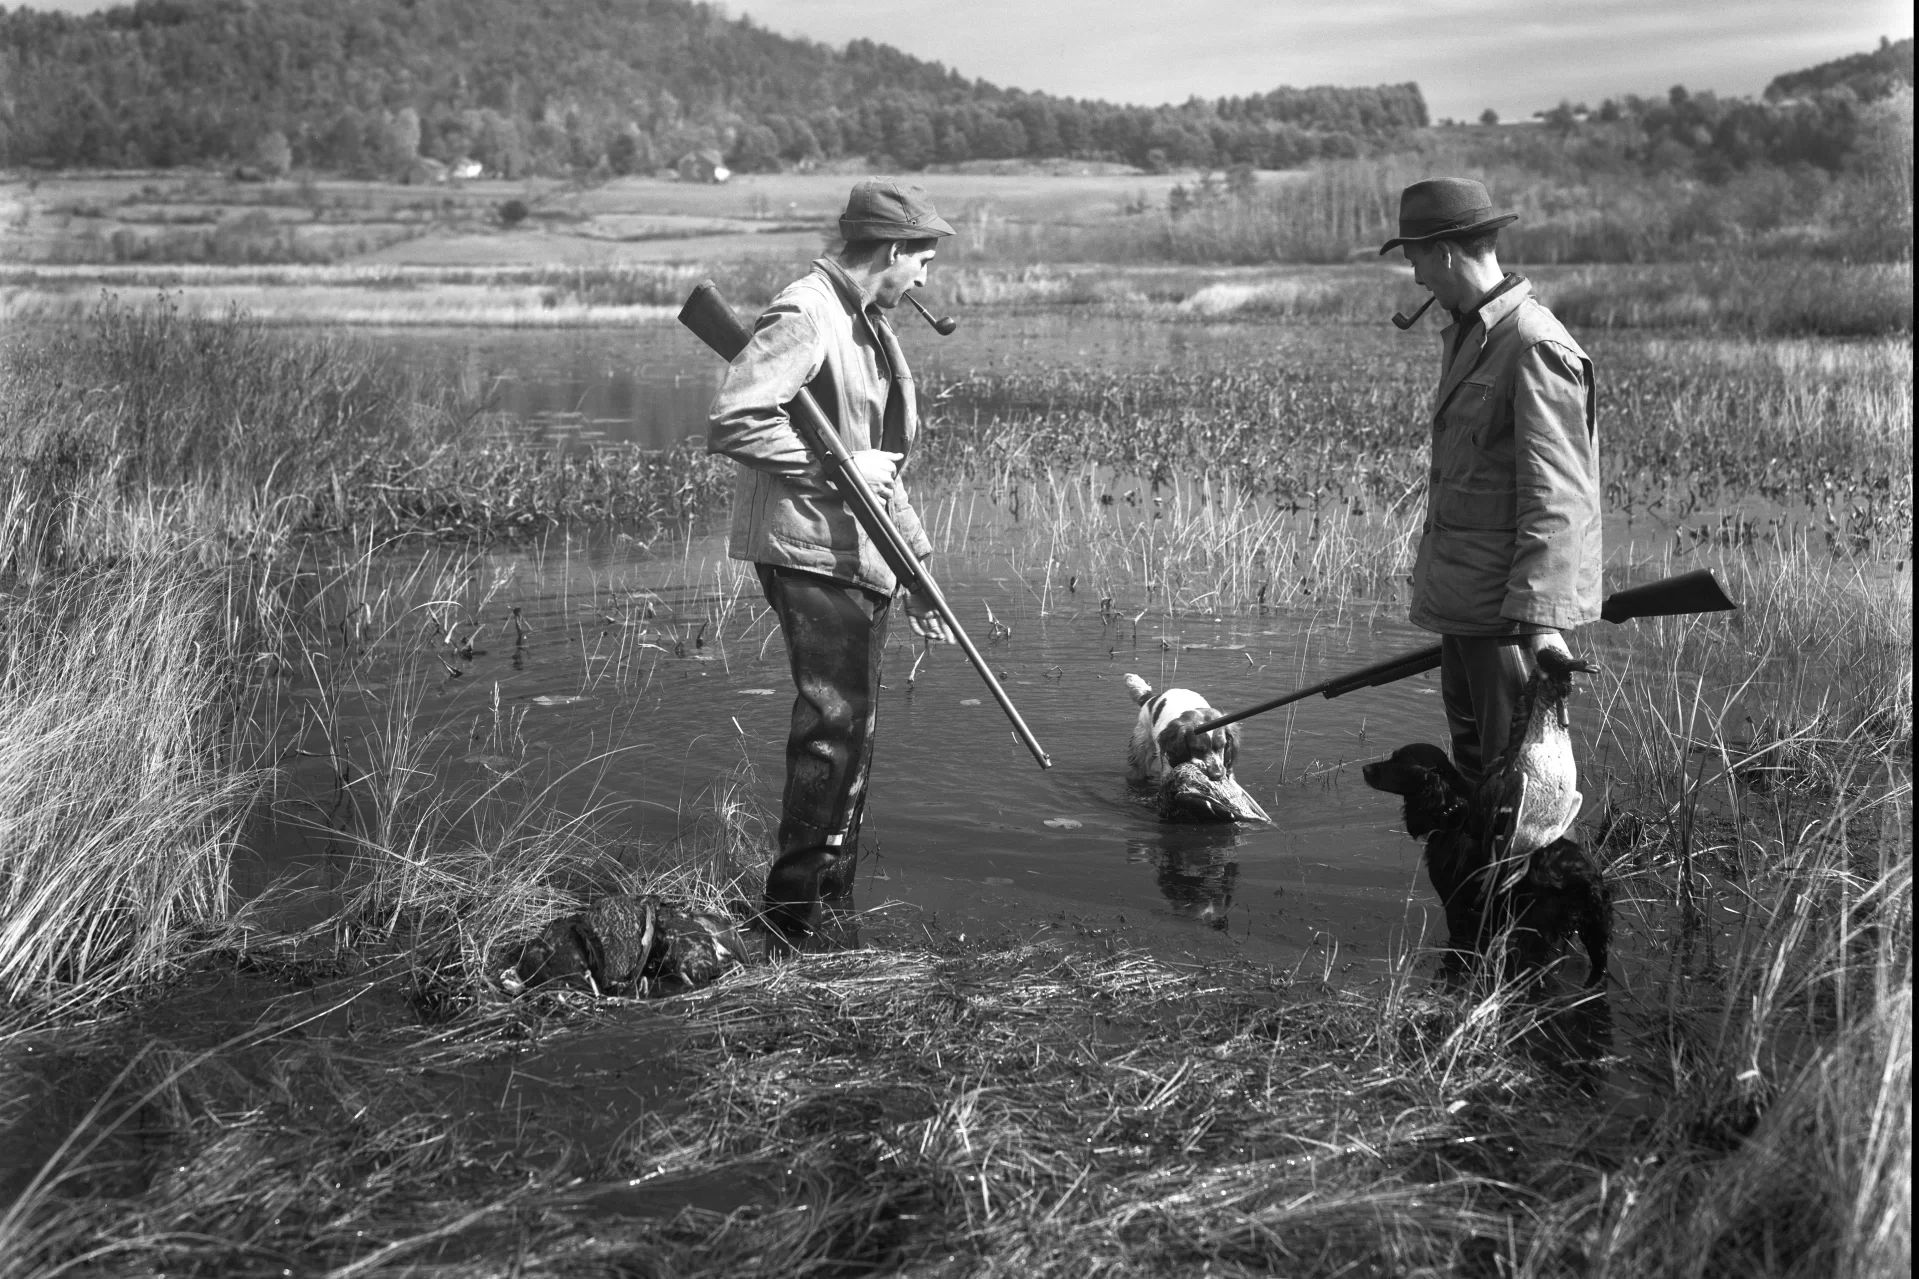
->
814, 257, 875, 317
1435, 274, 1532, 415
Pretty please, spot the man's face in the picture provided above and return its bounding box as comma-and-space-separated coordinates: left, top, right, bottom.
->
1402, 242, 1462, 311
873, 245, 937, 308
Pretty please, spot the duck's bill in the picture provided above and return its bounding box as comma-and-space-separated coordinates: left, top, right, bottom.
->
1162, 770, 1272, 823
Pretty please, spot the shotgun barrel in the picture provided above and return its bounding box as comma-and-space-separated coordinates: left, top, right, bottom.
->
1206, 568, 1739, 735
680, 280, 1052, 770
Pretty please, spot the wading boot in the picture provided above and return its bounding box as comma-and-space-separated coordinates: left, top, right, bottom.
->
761, 845, 846, 949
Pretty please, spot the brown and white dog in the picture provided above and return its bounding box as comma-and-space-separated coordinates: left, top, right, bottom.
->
1123, 674, 1270, 823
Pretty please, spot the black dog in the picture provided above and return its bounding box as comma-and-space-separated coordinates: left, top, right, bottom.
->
1362, 743, 1611, 986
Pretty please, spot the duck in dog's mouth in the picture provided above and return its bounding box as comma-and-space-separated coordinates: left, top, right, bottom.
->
1123, 674, 1271, 823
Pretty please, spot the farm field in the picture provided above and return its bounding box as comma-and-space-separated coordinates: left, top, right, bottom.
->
0, 167, 1191, 265
0, 285, 1908, 1275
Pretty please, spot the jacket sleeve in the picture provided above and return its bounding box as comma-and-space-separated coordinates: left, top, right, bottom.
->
1504, 340, 1600, 628
707, 298, 834, 496
889, 479, 934, 560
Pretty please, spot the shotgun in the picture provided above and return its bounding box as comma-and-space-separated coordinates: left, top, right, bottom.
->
680, 279, 1052, 770
1207, 568, 1738, 734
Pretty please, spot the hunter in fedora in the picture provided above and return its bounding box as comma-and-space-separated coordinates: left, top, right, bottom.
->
1384, 177, 1602, 784
708, 179, 956, 946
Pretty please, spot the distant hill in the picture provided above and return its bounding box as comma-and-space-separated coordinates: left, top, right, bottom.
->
1766, 36, 1914, 102
0, 0, 1426, 175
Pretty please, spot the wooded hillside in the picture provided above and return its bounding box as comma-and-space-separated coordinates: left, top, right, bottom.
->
0, 0, 1426, 174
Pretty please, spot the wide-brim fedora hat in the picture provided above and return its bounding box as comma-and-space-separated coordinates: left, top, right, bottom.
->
1378, 177, 1518, 254
839, 179, 956, 242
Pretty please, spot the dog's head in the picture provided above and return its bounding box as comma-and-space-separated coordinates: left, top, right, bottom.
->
1160, 708, 1239, 782
1362, 742, 1469, 839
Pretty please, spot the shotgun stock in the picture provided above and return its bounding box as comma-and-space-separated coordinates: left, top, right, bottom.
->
680, 280, 1052, 770
1207, 568, 1739, 734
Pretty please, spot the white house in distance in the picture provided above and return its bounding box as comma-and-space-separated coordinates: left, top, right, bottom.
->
451, 157, 484, 181
675, 149, 731, 183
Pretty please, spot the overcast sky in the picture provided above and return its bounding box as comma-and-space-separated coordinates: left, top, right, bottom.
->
19, 0, 1914, 122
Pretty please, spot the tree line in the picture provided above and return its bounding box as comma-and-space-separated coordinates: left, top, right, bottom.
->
0, 0, 1426, 175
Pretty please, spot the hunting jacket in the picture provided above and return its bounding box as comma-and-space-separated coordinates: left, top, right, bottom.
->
1411, 275, 1603, 635
708, 259, 933, 596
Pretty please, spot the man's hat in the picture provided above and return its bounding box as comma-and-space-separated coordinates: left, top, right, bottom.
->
1378, 178, 1518, 254
839, 179, 955, 242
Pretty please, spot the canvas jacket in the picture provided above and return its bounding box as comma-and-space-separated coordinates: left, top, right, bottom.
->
708, 259, 933, 595
1410, 275, 1602, 635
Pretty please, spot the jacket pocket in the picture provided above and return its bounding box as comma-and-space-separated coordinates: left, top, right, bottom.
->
1414, 524, 1517, 627
1430, 377, 1514, 531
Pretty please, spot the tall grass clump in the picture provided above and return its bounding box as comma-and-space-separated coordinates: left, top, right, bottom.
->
257, 543, 767, 994
0, 561, 259, 1009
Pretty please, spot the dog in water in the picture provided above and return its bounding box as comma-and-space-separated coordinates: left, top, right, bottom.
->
1122, 674, 1270, 822
1363, 742, 1610, 986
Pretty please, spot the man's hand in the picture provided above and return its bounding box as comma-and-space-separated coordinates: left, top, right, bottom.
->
905, 560, 955, 644
1523, 629, 1571, 669
842, 449, 903, 504
905, 589, 954, 644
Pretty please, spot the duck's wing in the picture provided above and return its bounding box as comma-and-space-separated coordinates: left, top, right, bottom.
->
1482, 767, 1533, 896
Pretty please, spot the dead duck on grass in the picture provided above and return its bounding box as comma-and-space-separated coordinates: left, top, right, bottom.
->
501, 894, 751, 997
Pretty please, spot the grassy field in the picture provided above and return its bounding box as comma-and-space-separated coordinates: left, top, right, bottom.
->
0, 283, 1910, 1275
5, 167, 1910, 337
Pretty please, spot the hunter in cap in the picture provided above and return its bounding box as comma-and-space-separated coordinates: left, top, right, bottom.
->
1384, 178, 1603, 782
708, 179, 956, 945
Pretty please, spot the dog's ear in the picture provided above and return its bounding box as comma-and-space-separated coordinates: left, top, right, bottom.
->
1220, 721, 1239, 772
1405, 769, 1466, 839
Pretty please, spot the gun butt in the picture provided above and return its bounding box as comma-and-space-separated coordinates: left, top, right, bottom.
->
678, 280, 752, 362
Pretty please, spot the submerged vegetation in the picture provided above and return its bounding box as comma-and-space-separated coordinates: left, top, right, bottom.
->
0, 281, 1909, 1276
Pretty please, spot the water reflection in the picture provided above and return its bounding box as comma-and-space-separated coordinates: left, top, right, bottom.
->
1127, 823, 1247, 931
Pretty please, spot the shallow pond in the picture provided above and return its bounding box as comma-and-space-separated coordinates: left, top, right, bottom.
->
253, 530, 1467, 975
363, 311, 1398, 450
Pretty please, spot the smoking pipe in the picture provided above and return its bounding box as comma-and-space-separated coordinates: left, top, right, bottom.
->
1391, 294, 1436, 330
905, 292, 959, 336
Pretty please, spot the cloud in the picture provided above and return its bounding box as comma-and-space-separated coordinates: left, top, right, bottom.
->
732, 0, 1911, 118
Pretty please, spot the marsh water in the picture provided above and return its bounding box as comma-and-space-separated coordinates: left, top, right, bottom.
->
367, 309, 1344, 450
306, 313, 1732, 974
254, 529, 1452, 973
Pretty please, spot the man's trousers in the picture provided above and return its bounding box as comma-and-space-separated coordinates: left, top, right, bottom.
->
755, 564, 890, 930
1438, 634, 1532, 785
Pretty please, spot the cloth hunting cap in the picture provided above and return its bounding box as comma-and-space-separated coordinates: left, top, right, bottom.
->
1378, 177, 1519, 254
838, 179, 955, 242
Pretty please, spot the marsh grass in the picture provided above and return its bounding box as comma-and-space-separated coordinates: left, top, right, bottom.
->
9, 256, 1912, 339
920, 330, 1912, 574
0, 560, 258, 1009
0, 285, 1909, 1274
0, 297, 735, 559
2, 798, 1903, 1276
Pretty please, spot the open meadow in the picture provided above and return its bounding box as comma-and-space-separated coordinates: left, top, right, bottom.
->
0, 260, 1908, 1275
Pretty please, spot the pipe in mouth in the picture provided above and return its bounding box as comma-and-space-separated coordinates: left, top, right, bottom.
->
1391, 294, 1436, 330
905, 291, 959, 336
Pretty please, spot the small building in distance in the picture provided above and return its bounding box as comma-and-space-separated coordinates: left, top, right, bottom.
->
675, 149, 731, 183
451, 157, 484, 181
402, 156, 448, 185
